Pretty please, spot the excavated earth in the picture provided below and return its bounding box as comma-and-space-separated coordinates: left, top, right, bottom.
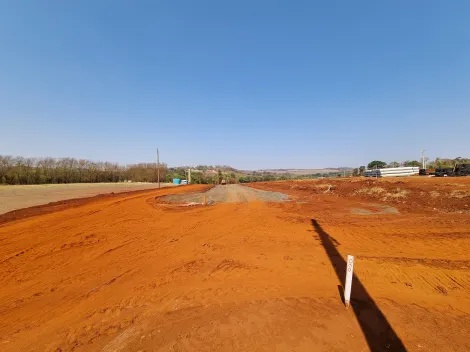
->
0, 178, 469, 351
159, 184, 288, 205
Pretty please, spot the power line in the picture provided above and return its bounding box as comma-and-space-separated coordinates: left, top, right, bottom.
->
157, 148, 160, 188
421, 149, 426, 169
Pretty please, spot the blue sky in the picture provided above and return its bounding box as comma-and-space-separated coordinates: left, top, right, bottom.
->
1, 1, 469, 169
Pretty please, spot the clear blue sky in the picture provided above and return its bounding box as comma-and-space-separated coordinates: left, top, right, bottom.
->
1, 1, 469, 169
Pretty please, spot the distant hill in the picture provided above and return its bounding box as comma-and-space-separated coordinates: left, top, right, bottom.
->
255, 168, 342, 175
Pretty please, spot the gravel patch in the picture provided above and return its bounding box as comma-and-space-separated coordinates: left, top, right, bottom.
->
160, 184, 288, 204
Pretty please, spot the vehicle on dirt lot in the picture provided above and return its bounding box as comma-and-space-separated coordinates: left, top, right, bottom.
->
454, 164, 470, 176
434, 164, 470, 177
221, 179, 226, 185
434, 168, 455, 177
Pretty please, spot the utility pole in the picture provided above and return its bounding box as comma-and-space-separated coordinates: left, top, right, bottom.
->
188, 168, 191, 184
421, 149, 426, 169
157, 149, 160, 188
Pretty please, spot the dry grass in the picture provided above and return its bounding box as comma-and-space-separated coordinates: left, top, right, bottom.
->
382, 188, 409, 200
315, 184, 335, 192
289, 184, 309, 191
353, 186, 409, 201
315, 184, 333, 189
290, 183, 335, 193
354, 187, 386, 196
449, 190, 470, 199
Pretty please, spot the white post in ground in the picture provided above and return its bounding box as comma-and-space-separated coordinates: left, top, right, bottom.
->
344, 255, 354, 308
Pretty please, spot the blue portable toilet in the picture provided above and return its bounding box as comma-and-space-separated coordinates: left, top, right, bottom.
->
173, 178, 181, 185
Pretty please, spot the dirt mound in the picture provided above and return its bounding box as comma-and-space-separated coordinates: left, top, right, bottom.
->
249, 177, 470, 213
0, 187, 175, 225
0, 183, 176, 215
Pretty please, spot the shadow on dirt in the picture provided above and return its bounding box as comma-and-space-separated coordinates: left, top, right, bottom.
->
311, 219, 407, 352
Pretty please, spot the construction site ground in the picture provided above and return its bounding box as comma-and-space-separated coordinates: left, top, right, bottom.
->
160, 184, 288, 204
0, 182, 175, 215
0, 177, 469, 351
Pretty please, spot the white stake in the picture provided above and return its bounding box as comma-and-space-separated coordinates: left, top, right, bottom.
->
344, 255, 354, 308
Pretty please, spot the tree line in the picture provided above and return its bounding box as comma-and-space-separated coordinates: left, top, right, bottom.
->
0, 155, 169, 185
0, 155, 250, 185
237, 171, 343, 183
350, 157, 470, 176
367, 157, 469, 170
3, 154, 466, 186
0, 155, 345, 185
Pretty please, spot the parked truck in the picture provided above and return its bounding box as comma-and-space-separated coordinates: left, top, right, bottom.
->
434, 168, 455, 177
433, 164, 470, 177
454, 164, 470, 176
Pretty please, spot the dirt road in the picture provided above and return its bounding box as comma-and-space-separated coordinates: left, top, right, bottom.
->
0, 180, 469, 351
160, 184, 288, 204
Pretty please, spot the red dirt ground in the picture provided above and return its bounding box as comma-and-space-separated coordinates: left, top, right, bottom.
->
0, 178, 469, 351
0, 187, 178, 225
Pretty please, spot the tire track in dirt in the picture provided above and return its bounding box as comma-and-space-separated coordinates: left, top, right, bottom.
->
0, 182, 469, 351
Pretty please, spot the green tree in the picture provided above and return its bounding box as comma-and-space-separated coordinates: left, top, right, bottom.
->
403, 160, 421, 167
388, 161, 400, 168
238, 176, 249, 183
367, 160, 387, 169
10, 173, 20, 185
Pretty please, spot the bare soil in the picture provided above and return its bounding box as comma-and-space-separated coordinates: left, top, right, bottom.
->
0, 178, 469, 351
0, 183, 175, 215
159, 184, 288, 205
